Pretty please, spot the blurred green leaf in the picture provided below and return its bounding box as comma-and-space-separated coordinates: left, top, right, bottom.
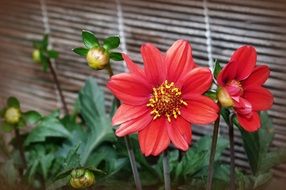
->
22, 111, 42, 126
73, 47, 89, 57
103, 36, 120, 50
213, 59, 222, 80
82, 30, 99, 49
236, 111, 274, 175
7, 97, 20, 108
259, 149, 286, 173
77, 77, 116, 165
47, 50, 59, 59
1, 122, 14, 132
110, 52, 123, 61
253, 172, 272, 189
43, 34, 49, 50
24, 116, 72, 146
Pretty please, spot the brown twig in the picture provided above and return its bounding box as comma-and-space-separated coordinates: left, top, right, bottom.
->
47, 60, 69, 115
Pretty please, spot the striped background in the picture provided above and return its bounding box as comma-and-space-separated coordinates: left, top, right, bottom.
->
0, 0, 286, 178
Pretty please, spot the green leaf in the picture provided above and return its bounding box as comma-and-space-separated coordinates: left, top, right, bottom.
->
22, 111, 42, 126
253, 172, 272, 189
24, 116, 72, 146
259, 149, 286, 173
47, 50, 59, 59
213, 59, 222, 80
43, 34, 49, 50
73, 47, 89, 57
204, 91, 217, 100
1, 122, 14, 132
77, 77, 116, 165
103, 36, 120, 50
40, 153, 54, 179
82, 30, 99, 49
110, 52, 123, 61
236, 111, 274, 175
7, 97, 20, 108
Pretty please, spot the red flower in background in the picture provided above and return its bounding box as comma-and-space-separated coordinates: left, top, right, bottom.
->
107, 40, 218, 156
217, 46, 273, 132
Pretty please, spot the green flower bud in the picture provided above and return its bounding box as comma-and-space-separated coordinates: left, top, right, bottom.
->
4, 107, 21, 124
70, 169, 95, 189
32, 49, 41, 64
86, 47, 109, 70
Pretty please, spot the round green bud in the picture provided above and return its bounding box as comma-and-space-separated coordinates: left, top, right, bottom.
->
70, 169, 95, 189
4, 107, 21, 124
86, 47, 109, 70
32, 49, 41, 64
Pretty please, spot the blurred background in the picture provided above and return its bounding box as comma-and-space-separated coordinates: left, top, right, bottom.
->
0, 0, 286, 182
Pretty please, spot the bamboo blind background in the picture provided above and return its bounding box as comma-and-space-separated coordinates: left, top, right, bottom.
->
0, 0, 286, 179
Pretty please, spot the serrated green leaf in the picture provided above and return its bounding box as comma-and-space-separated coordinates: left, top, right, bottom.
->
22, 111, 42, 126
110, 52, 123, 61
103, 36, 120, 50
7, 97, 20, 108
24, 116, 72, 146
73, 47, 89, 57
213, 59, 222, 80
40, 153, 54, 179
82, 30, 99, 49
77, 78, 116, 165
47, 50, 59, 59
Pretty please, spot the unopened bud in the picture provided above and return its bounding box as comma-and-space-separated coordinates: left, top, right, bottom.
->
69, 169, 95, 189
217, 87, 234, 107
32, 49, 41, 64
86, 47, 109, 70
4, 107, 21, 124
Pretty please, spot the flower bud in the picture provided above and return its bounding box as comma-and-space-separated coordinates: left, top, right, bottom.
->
4, 107, 21, 124
86, 47, 109, 70
32, 49, 41, 64
217, 87, 234, 107
69, 169, 95, 189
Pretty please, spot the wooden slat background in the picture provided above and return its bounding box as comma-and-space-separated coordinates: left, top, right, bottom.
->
0, 0, 286, 179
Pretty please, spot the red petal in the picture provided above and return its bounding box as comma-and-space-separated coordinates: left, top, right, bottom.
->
115, 113, 152, 137
181, 95, 219, 124
181, 67, 212, 97
217, 60, 238, 86
138, 118, 169, 156
243, 87, 273, 111
122, 53, 145, 78
237, 112, 260, 132
112, 104, 149, 125
107, 73, 151, 105
141, 43, 166, 85
241, 65, 270, 87
230, 45, 257, 80
166, 40, 195, 83
167, 117, 191, 151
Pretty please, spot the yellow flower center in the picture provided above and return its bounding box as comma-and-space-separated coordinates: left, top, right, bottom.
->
147, 80, 188, 122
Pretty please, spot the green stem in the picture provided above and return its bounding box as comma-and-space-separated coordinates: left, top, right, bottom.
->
14, 128, 26, 176
48, 59, 69, 115
163, 151, 171, 190
228, 114, 235, 190
106, 63, 142, 190
206, 107, 221, 190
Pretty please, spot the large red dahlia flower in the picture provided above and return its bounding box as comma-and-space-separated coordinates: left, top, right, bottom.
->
217, 46, 273, 132
107, 40, 219, 156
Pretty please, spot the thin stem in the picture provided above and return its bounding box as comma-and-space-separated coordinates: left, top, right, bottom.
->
14, 128, 26, 175
163, 151, 171, 190
106, 63, 142, 190
206, 107, 221, 190
228, 114, 235, 190
124, 136, 142, 190
48, 60, 69, 115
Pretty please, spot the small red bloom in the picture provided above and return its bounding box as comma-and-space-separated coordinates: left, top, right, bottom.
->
217, 46, 273, 132
107, 40, 219, 156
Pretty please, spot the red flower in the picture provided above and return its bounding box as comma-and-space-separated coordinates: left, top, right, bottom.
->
217, 46, 273, 132
107, 40, 218, 156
